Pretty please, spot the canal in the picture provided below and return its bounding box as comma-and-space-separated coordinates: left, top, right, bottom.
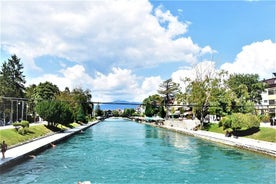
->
1, 118, 275, 183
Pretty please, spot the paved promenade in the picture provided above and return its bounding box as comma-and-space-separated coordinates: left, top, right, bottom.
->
0, 121, 100, 170
160, 120, 276, 157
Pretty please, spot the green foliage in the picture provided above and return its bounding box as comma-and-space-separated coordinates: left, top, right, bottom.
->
158, 79, 180, 119
220, 113, 260, 131
227, 74, 265, 104
95, 105, 103, 117
112, 110, 119, 117
0, 125, 53, 146
76, 108, 87, 123
56, 88, 93, 121
122, 108, 135, 117
12, 120, 30, 135
158, 105, 166, 118
34, 81, 60, 103
258, 114, 270, 122
206, 124, 276, 142
36, 100, 74, 126
143, 94, 164, 117
13, 120, 29, 128
0, 54, 26, 97
18, 127, 29, 135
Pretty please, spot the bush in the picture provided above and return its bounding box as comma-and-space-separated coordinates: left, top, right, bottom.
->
259, 114, 270, 122
21, 120, 29, 128
12, 120, 30, 135
220, 113, 260, 131
18, 127, 29, 135
220, 116, 232, 129
12, 120, 29, 128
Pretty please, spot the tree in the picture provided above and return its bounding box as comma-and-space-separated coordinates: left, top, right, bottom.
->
227, 74, 265, 104
71, 88, 92, 120
25, 84, 37, 122
183, 63, 227, 128
55, 87, 93, 122
0, 55, 26, 97
227, 74, 265, 113
122, 108, 135, 117
34, 81, 60, 103
95, 105, 103, 117
158, 79, 179, 119
143, 94, 164, 117
35, 100, 73, 126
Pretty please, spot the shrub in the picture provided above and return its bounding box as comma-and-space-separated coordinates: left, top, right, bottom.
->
12, 120, 29, 128
12, 120, 30, 134
259, 114, 270, 122
18, 127, 29, 135
220, 116, 232, 129
220, 113, 260, 131
20, 120, 29, 128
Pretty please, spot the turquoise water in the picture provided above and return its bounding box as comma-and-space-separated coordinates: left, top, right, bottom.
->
1, 118, 275, 183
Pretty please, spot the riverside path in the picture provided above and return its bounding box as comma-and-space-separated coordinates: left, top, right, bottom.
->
0, 121, 100, 170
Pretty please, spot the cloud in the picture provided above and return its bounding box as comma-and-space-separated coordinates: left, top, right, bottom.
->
221, 40, 276, 79
27, 64, 162, 102
1, 0, 214, 74
171, 61, 217, 91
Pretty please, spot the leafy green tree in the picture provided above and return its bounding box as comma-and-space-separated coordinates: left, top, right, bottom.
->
95, 105, 103, 117
184, 68, 227, 127
76, 108, 87, 123
227, 74, 265, 104
71, 88, 92, 119
158, 79, 180, 119
34, 81, 60, 103
112, 110, 119, 117
25, 84, 37, 122
56, 87, 93, 122
122, 108, 135, 117
0, 55, 26, 97
143, 94, 163, 117
35, 100, 73, 126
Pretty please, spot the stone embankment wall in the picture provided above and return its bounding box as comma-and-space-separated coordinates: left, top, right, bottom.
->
163, 119, 200, 130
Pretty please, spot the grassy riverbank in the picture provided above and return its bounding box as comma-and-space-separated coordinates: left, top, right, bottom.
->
205, 123, 276, 143
0, 125, 53, 147
0, 123, 81, 147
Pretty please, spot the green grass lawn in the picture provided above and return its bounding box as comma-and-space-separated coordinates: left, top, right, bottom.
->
0, 125, 53, 147
0, 122, 81, 147
205, 123, 276, 143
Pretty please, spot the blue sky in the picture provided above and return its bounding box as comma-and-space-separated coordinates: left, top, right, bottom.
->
1, 0, 275, 102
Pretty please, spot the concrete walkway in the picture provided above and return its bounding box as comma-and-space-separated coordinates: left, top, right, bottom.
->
0, 121, 100, 170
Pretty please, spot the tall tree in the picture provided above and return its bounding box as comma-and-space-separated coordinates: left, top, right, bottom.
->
143, 94, 164, 117
25, 84, 37, 122
34, 81, 60, 103
0, 55, 26, 97
184, 63, 226, 127
227, 74, 265, 104
158, 79, 179, 119
56, 87, 93, 123
35, 100, 74, 126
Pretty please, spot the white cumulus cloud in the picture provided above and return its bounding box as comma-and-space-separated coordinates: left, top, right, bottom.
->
221, 40, 276, 79
1, 0, 214, 74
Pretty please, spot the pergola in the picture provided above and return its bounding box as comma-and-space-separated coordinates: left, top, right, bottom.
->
0, 96, 28, 125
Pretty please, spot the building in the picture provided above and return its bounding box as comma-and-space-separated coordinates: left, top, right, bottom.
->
256, 73, 276, 119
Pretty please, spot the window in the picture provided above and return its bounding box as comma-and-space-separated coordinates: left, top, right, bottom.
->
268, 89, 275, 95
269, 100, 275, 105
